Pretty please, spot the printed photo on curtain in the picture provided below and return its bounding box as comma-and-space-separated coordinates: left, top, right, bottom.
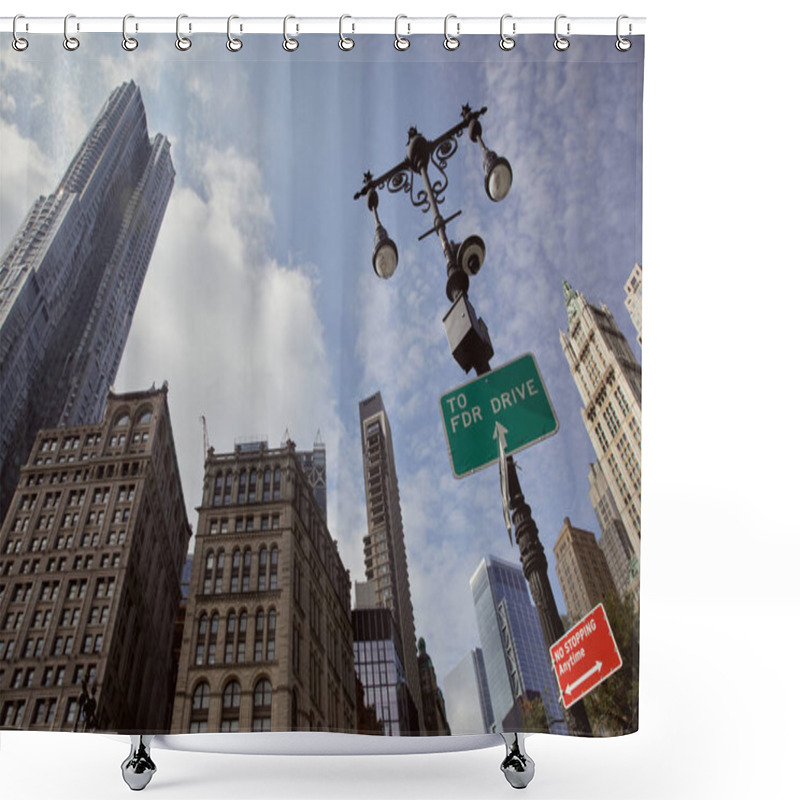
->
0, 29, 643, 744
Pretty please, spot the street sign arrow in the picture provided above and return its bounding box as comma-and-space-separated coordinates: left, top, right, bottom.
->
565, 661, 603, 696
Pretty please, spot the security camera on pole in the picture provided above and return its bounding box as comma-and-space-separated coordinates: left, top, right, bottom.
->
355, 104, 592, 738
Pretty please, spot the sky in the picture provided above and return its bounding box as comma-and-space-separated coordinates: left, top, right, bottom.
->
0, 33, 643, 681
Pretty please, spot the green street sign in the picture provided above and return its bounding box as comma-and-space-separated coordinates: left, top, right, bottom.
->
439, 352, 559, 478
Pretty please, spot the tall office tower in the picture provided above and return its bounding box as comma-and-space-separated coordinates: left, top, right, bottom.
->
470, 556, 567, 735
0, 386, 191, 731
560, 280, 642, 558
443, 648, 494, 735
172, 438, 355, 734
297, 431, 327, 521
588, 463, 638, 600
624, 263, 642, 346
0, 81, 175, 523
417, 638, 451, 735
358, 392, 424, 731
553, 517, 618, 625
352, 607, 419, 736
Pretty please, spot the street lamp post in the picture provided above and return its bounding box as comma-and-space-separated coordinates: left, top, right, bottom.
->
355, 104, 592, 737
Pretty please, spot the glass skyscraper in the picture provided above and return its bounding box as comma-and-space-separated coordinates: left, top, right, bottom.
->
470, 555, 567, 734
0, 81, 174, 523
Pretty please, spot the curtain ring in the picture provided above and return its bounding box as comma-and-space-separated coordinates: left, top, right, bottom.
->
553, 14, 570, 51
227, 15, 242, 51
283, 15, 299, 51
175, 14, 192, 51
339, 15, 354, 51
394, 15, 410, 50
499, 14, 515, 51
12, 15, 29, 52
443, 14, 460, 51
122, 14, 138, 51
616, 15, 632, 51
63, 13, 80, 51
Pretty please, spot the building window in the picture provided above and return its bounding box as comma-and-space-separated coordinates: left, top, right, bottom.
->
267, 609, 276, 660
253, 679, 272, 732
190, 682, 210, 733
242, 549, 251, 592
262, 468, 272, 502
221, 680, 241, 732
230, 550, 241, 593
215, 551, 225, 594
258, 548, 267, 591
213, 474, 223, 507
273, 468, 281, 501
223, 473, 232, 506
225, 613, 236, 663
203, 551, 214, 594
248, 471, 257, 503
254, 610, 265, 661
237, 472, 247, 504
208, 613, 219, 664
237, 612, 247, 662
269, 546, 279, 591
195, 615, 207, 665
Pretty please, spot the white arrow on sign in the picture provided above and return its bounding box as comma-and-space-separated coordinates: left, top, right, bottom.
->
565, 661, 603, 696
494, 422, 512, 545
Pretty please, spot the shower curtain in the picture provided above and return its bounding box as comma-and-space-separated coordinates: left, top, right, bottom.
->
0, 24, 643, 741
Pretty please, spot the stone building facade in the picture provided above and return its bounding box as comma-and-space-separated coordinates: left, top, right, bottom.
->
171, 439, 355, 733
0, 386, 191, 731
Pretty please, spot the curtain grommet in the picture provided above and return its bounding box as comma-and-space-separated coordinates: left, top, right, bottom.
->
226, 15, 243, 52
175, 14, 192, 51
616, 15, 632, 51
553, 14, 570, 51
339, 15, 354, 51
283, 15, 299, 52
63, 13, 80, 51
12, 14, 29, 51
394, 15, 410, 50
122, 15, 138, 51
499, 14, 515, 51
444, 14, 460, 51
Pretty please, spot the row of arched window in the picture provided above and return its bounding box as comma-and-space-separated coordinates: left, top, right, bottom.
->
189, 678, 272, 732
211, 466, 282, 507
195, 608, 277, 666
202, 545, 279, 595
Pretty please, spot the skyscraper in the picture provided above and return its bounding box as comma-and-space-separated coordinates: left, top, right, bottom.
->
417, 638, 450, 735
470, 555, 567, 735
443, 648, 493, 735
588, 462, 638, 600
624, 263, 642, 346
553, 517, 618, 625
560, 281, 642, 557
171, 438, 355, 733
0, 81, 174, 523
0, 385, 191, 731
358, 392, 424, 731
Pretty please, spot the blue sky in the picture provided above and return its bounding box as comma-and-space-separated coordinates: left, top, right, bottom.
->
0, 33, 643, 680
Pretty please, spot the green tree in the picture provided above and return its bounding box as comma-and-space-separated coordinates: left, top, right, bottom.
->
583, 592, 639, 735
518, 693, 550, 733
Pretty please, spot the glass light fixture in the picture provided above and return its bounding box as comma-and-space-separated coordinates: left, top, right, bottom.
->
372, 224, 398, 279
483, 150, 513, 202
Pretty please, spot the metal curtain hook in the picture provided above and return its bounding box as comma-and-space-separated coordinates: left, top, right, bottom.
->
12, 14, 29, 51
553, 14, 570, 51
339, 14, 354, 50
394, 15, 410, 50
616, 14, 632, 51
283, 15, 299, 51
499, 14, 515, 50
122, 14, 138, 51
227, 15, 242, 51
176, 14, 191, 51
444, 14, 460, 51
63, 13, 79, 51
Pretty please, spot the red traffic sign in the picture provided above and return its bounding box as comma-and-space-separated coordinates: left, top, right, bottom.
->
549, 603, 622, 709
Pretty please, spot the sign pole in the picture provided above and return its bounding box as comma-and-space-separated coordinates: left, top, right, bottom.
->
469, 358, 592, 734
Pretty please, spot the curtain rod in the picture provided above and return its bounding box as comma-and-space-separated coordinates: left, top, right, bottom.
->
1, 16, 646, 37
